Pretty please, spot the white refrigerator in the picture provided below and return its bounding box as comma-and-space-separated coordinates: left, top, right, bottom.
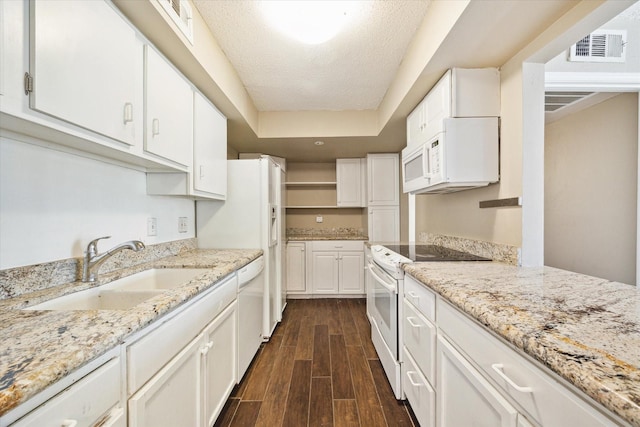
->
197, 157, 282, 339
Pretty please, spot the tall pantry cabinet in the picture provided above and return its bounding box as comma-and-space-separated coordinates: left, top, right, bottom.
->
367, 153, 400, 242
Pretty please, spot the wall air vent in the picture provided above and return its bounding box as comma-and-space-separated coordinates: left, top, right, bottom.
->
157, 0, 194, 45
569, 30, 626, 63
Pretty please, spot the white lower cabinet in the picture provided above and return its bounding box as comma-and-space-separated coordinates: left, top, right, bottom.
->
437, 336, 520, 427
309, 241, 365, 295
403, 348, 435, 427
286, 242, 307, 294
402, 274, 620, 427
129, 301, 237, 427
202, 302, 238, 427
10, 356, 123, 427
127, 274, 240, 427
129, 334, 203, 427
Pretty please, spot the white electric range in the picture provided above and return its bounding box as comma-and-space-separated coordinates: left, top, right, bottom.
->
366, 244, 489, 399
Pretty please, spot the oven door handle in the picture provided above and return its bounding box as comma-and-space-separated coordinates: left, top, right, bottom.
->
368, 262, 397, 294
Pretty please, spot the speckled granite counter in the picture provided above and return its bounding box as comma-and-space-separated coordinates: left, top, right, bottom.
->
286, 227, 367, 241
287, 234, 368, 241
0, 248, 262, 417
403, 262, 640, 426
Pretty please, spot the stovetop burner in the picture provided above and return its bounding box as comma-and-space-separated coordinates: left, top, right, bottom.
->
381, 244, 490, 262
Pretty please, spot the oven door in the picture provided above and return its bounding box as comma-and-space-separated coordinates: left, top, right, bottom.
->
367, 259, 398, 359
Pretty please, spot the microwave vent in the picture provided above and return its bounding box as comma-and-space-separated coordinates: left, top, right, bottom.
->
569, 30, 626, 63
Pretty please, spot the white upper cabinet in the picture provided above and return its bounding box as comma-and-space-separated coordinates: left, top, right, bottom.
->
193, 92, 227, 198
29, 0, 138, 146
367, 153, 399, 206
144, 45, 193, 167
406, 68, 500, 149
336, 158, 366, 207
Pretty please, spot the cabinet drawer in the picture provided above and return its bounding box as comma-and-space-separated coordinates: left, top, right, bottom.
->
13, 357, 121, 427
127, 273, 237, 394
404, 274, 436, 322
310, 240, 363, 251
403, 347, 435, 427
438, 300, 619, 427
403, 298, 436, 384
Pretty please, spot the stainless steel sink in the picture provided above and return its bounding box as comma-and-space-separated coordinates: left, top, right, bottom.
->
24, 268, 206, 311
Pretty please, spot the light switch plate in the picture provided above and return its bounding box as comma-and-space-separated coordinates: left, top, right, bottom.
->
316, 216, 323, 223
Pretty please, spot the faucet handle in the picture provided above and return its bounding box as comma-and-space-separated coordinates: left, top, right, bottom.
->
86, 236, 111, 255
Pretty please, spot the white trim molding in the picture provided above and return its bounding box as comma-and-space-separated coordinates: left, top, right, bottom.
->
545, 72, 640, 92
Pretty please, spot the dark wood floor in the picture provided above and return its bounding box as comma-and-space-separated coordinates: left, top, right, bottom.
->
215, 299, 417, 427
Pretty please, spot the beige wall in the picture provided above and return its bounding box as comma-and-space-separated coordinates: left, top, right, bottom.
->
545, 93, 638, 284
286, 162, 367, 231
414, 65, 524, 247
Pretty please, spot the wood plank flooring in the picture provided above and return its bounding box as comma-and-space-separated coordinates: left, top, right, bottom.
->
215, 299, 418, 427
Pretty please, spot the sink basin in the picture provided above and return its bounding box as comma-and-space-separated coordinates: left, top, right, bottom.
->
25, 289, 162, 311
24, 268, 206, 311
106, 268, 205, 291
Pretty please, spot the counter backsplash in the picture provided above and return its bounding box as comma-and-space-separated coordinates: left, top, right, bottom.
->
286, 227, 367, 239
418, 232, 519, 265
0, 238, 198, 300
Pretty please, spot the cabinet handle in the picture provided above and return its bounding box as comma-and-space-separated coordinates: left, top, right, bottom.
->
123, 102, 133, 124
61, 420, 78, 427
334, 245, 343, 248
200, 341, 214, 355
152, 118, 160, 136
406, 371, 423, 387
491, 364, 533, 393
406, 317, 422, 328
200, 165, 205, 179
407, 291, 420, 301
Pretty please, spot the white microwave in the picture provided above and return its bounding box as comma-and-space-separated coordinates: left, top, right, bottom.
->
402, 117, 499, 194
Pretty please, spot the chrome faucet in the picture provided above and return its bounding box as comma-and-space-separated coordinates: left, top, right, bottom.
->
82, 236, 146, 282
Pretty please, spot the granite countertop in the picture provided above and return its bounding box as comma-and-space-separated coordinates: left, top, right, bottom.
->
287, 234, 368, 241
403, 262, 640, 427
0, 248, 262, 416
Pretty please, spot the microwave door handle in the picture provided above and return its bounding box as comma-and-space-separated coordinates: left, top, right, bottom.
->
368, 263, 397, 294
424, 145, 432, 179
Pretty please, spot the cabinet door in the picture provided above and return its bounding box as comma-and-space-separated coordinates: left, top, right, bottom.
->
203, 302, 238, 427
367, 154, 399, 206
406, 101, 426, 149
337, 159, 364, 207
144, 45, 193, 166
129, 334, 202, 427
339, 251, 364, 293
193, 92, 226, 198
311, 252, 339, 293
12, 357, 122, 427
286, 242, 306, 293
29, 0, 138, 146
437, 336, 518, 427
423, 71, 451, 141
368, 206, 399, 242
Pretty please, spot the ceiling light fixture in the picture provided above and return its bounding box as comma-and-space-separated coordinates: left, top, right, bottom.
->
314, 140, 325, 146
260, 1, 360, 45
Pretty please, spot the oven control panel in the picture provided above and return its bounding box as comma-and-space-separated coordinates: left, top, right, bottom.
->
371, 245, 413, 267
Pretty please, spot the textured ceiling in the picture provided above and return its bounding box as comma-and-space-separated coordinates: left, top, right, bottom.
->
192, 0, 429, 112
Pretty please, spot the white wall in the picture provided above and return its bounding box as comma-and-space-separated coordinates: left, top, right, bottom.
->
0, 135, 195, 269
545, 93, 638, 285
545, 2, 640, 74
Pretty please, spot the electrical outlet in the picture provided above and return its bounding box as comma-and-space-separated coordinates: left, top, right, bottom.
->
316, 216, 323, 223
147, 217, 157, 236
178, 217, 188, 233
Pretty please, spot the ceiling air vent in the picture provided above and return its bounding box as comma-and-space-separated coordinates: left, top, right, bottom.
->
157, 0, 194, 45
569, 30, 626, 63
